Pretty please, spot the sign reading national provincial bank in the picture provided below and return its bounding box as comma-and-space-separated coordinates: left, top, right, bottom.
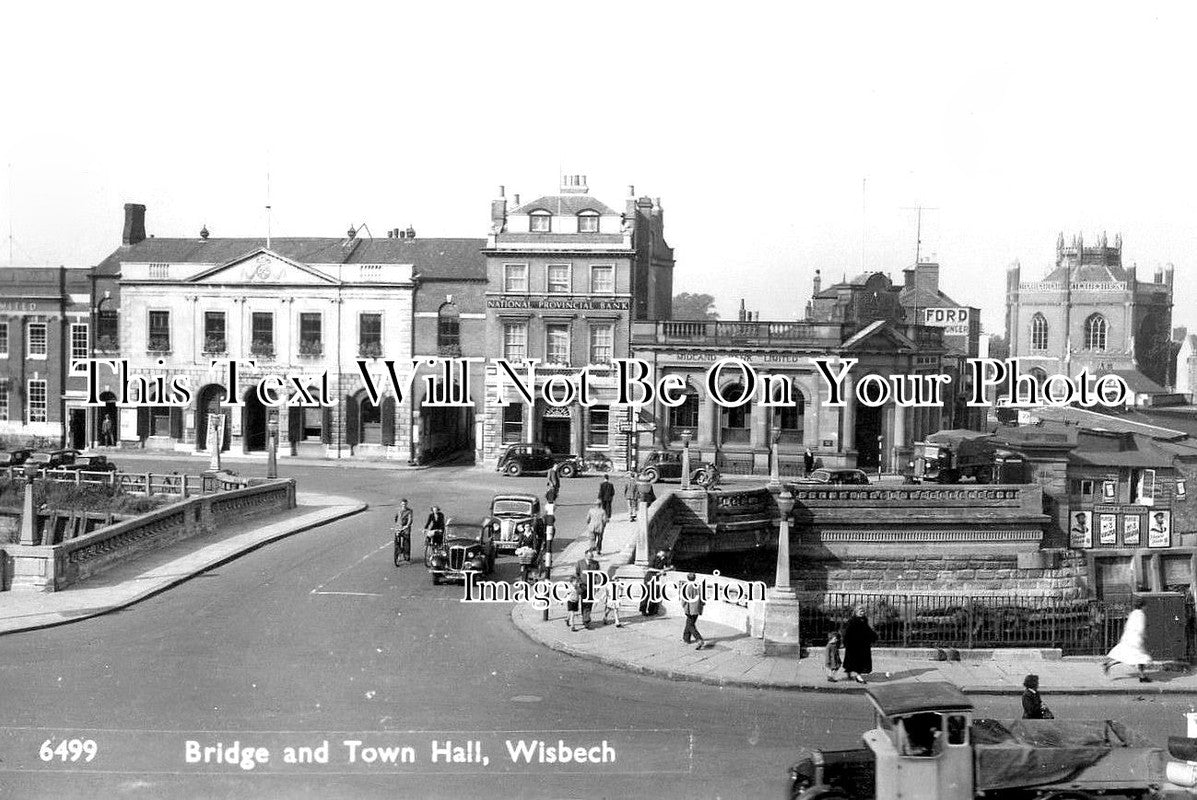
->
487, 296, 631, 311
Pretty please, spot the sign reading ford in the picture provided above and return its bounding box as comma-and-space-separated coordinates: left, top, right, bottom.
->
923, 307, 972, 336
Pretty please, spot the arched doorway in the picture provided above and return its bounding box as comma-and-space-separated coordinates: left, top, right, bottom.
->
195, 384, 231, 452
346, 390, 395, 451
98, 391, 119, 447
718, 382, 751, 445
242, 388, 268, 452
420, 379, 474, 462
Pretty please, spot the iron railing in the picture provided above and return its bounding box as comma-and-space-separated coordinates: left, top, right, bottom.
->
802, 592, 1132, 655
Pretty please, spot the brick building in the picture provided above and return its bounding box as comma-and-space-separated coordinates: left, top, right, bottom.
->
0, 266, 92, 447
1005, 232, 1174, 390
479, 177, 673, 468
93, 204, 485, 461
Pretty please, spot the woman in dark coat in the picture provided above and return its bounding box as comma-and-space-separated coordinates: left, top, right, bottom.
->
841, 606, 877, 684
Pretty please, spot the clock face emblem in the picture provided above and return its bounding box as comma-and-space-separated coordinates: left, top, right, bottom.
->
252, 255, 274, 281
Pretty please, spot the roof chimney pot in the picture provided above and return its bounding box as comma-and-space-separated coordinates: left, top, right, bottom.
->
122, 203, 147, 246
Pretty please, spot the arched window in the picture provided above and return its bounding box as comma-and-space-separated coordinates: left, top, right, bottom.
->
577, 210, 599, 233
772, 384, 806, 444
719, 383, 751, 445
529, 210, 551, 233
1084, 314, 1108, 351
438, 303, 461, 357
1031, 313, 1049, 351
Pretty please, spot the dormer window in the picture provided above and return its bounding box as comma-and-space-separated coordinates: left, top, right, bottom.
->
529, 211, 551, 233
577, 211, 599, 233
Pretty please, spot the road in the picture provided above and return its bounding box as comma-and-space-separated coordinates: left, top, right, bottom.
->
1, 458, 1194, 799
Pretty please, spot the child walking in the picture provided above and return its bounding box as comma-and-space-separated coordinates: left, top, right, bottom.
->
825, 631, 843, 682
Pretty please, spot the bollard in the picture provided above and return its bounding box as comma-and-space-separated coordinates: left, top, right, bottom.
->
1187, 711, 1197, 738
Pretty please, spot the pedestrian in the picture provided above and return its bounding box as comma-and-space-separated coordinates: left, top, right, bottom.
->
101, 414, 114, 447
803, 447, 815, 476
1021, 674, 1054, 719
842, 606, 877, 684
578, 568, 595, 630
1103, 596, 1153, 682
825, 631, 842, 682
600, 575, 623, 627
585, 500, 607, 554
623, 472, 640, 521
641, 481, 656, 510
681, 572, 706, 650
545, 482, 558, 517
565, 575, 581, 631
574, 549, 600, 579
598, 473, 615, 521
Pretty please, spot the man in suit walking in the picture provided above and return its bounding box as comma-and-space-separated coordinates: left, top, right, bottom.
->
681, 573, 706, 650
598, 473, 615, 521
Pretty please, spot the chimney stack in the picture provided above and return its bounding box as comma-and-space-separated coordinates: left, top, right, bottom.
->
491, 186, 508, 229
903, 267, 915, 290
914, 260, 939, 295
813, 269, 822, 295
122, 203, 147, 246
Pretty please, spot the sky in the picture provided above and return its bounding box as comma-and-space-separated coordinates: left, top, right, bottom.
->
1, 2, 1195, 336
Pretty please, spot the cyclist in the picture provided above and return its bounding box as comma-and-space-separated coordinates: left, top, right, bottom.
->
393, 499, 413, 565
424, 505, 446, 563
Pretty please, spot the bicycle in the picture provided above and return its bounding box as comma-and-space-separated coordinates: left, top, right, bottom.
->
393, 523, 412, 566
423, 528, 444, 568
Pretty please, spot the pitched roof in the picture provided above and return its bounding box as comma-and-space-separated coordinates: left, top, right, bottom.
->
1069, 433, 1180, 468
96, 237, 485, 280
512, 195, 618, 216
839, 320, 918, 351
1108, 369, 1166, 396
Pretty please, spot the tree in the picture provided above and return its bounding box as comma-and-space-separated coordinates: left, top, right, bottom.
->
672, 293, 719, 321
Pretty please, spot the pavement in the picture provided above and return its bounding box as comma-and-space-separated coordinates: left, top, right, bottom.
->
514, 509, 1197, 696
0, 491, 365, 635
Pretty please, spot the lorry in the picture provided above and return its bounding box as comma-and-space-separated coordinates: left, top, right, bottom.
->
787, 681, 1195, 799
906, 430, 1024, 484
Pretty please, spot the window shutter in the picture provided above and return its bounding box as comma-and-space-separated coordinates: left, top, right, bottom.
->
321, 407, 332, 445
170, 408, 183, 439
136, 407, 150, 440
382, 397, 396, 446
346, 399, 360, 446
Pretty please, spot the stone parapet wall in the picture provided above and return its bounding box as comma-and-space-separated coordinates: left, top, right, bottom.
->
0, 479, 296, 592
795, 550, 1089, 599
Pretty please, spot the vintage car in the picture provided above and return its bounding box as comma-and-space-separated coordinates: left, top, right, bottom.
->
428, 518, 497, 585
496, 443, 580, 477
490, 493, 545, 553
636, 449, 719, 487
23, 449, 80, 477
575, 450, 614, 475
787, 681, 1187, 800
799, 468, 871, 486
56, 454, 118, 473
0, 448, 33, 470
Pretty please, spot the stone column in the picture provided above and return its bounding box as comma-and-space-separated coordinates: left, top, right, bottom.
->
697, 391, 716, 447
841, 373, 856, 453
892, 404, 907, 473
634, 477, 653, 567
19, 477, 38, 546
763, 489, 801, 655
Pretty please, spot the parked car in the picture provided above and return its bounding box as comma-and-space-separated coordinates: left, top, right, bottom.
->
490, 493, 545, 553
800, 468, 871, 486
428, 518, 497, 585
0, 449, 33, 470
56, 454, 118, 473
496, 443, 579, 477
636, 449, 719, 487
23, 449, 80, 477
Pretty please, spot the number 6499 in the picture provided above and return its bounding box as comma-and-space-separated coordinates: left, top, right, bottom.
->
38, 738, 97, 762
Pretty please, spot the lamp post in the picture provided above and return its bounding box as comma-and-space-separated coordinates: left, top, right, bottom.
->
762, 486, 801, 654
681, 430, 693, 490
772, 489, 796, 600
266, 411, 279, 480
769, 431, 781, 491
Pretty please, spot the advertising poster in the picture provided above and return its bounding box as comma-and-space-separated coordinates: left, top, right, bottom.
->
1123, 515, 1141, 546
1098, 514, 1117, 545
1148, 510, 1172, 548
1070, 511, 1093, 549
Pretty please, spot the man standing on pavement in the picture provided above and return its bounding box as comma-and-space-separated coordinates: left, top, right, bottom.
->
585, 500, 607, 554
546, 463, 561, 510
803, 448, 815, 476
598, 473, 615, 521
681, 572, 706, 650
623, 472, 640, 521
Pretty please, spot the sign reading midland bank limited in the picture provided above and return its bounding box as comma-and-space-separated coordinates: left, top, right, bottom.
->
486, 296, 631, 311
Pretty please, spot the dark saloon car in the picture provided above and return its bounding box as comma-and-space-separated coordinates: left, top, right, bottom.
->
496, 443, 578, 477
57, 454, 118, 473
23, 449, 80, 477
490, 493, 545, 553
802, 468, 871, 486
428, 518, 498, 585
636, 449, 719, 487
0, 449, 33, 471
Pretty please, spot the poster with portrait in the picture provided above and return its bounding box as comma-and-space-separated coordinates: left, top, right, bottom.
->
1069, 510, 1093, 549
1123, 515, 1141, 546
1098, 514, 1117, 545
1148, 510, 1172, 548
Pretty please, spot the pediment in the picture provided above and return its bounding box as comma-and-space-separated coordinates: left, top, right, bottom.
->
188, 249, 339, 285
840, 320, 917, 352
